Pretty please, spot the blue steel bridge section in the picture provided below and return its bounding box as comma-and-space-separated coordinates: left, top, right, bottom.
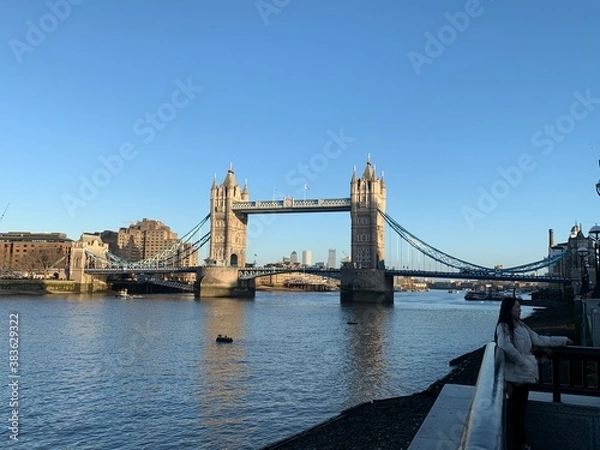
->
378, 210, 569, 275
83, 205, 571, 284
237, 267, 342, 280
237, 268, 569, 283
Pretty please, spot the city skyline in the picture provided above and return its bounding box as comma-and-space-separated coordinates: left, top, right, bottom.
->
1, 1, 599, 268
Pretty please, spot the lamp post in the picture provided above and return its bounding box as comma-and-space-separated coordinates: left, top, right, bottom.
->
577, 245, 590, 296
577, 245, 589, 345
577, 246, 589, 297
589, 225, 600, 298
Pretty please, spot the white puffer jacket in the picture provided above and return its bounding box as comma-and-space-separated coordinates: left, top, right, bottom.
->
495, 321, 568, 384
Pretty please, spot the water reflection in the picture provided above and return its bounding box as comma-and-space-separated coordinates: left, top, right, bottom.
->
197, 298, 250, 447
341, 303, 393, 406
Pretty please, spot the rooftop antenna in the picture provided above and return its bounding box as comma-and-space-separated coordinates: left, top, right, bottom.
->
0, 202, 9, 223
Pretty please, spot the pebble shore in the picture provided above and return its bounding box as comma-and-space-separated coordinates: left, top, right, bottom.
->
262, 299, 577, 450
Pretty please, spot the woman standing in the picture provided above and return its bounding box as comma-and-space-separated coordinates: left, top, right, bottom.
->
495, 297, 571, 450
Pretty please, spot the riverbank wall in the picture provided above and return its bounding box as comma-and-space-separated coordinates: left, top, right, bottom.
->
0, 279, 108, 295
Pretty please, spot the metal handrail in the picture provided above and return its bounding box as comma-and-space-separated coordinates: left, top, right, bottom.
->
459, 342, 506, 450
532, 345, 600, 402
459, 344, 600, 450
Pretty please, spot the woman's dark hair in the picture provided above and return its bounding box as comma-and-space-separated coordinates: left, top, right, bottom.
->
495, 297, 519, 342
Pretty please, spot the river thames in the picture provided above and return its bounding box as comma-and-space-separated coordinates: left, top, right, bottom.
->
0, 290, 529, 449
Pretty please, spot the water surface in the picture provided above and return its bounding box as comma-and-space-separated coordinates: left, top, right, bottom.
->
0, 290, 516, 449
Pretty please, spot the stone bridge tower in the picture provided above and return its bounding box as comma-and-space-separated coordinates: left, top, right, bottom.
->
350, 157, 386, 269
209, 165, 249, 267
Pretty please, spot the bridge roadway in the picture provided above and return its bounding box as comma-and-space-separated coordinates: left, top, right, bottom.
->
85, 266, 569, 284
238, 267, 570, 283
85, 267, 200, 275
384, 269, 570, 283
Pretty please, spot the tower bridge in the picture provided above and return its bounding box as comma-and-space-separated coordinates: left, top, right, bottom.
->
76, 157, 573, 301
208, 158, 385, 273
204, 157, 389, 301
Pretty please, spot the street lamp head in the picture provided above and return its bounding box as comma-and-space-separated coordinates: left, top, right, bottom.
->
590, 225, 600, 241
578, 246, 589, 258
596, 179, 600, 197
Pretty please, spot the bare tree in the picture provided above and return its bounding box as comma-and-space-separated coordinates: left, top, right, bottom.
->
29, 248, 66, 278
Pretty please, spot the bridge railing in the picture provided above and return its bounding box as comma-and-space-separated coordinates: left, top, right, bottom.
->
459, 343, 600, 450
458, 342, 505, 450
532, 345, 600, 402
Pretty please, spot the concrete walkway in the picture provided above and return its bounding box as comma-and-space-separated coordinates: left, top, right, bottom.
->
408, 384, 600, 450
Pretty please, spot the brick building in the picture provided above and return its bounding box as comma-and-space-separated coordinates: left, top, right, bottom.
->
114, 218, 197, 266
0, 232, 71, 274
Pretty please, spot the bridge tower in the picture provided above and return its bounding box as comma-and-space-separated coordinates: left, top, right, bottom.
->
209, 164, 249, 267
342, 157, 393, 304
350, 156, 386, 269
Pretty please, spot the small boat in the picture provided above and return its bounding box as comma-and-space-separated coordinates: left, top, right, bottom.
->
115, 289, 129, 298
216, 334, 233, 343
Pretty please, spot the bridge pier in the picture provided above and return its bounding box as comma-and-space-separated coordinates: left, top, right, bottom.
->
196, 266, 255, 299
340, 268, 394, 304
193, 267, 204, 299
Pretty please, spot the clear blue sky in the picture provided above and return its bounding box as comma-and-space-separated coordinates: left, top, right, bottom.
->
1, 0, 599, 268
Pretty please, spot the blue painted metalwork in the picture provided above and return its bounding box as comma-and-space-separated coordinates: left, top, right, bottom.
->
84, 214, 211, 271
232, 198, 351, 213
379, 209, 569, 275
238, 267, 341, 280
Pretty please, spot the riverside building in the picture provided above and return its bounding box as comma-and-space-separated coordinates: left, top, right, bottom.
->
0, 232, 71, 275
548, 224, 595, 295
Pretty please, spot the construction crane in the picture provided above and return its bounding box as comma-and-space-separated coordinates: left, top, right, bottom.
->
0, 202, 9, 224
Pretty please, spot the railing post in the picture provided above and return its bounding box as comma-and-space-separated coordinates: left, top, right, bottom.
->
551, 353, 561, 403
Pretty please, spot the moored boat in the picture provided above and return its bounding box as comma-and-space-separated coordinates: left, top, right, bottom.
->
464, 290, 522, 301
